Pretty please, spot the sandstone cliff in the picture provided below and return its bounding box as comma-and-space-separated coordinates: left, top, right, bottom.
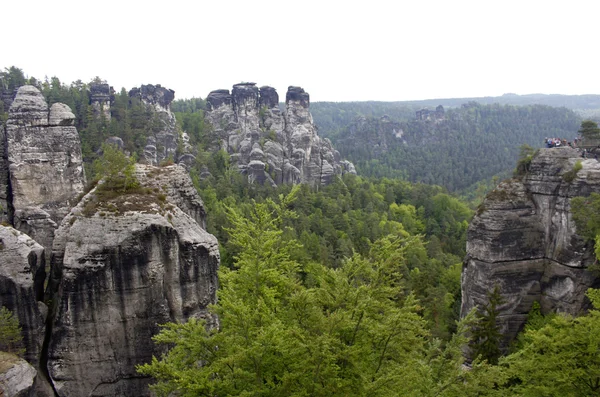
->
45, 164, 219, 397
3, 85, 85, 254
461, 147, 600, 346
129, 84, 180, 165
89, 82, 113, 121
0, 226, 46, 366
205, 83, 355, 186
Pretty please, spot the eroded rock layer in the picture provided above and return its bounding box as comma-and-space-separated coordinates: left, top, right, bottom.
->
46, 164, 219, 397
461, 147, 600, 346
5, 85, 85, 254
205, 83, 355, 186
0, 226, 46, 365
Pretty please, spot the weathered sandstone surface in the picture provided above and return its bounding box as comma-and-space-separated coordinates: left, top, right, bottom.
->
462, 147, 600, 346
46, 164, 219, 397
3, 85, 85, 254
205, 83, 355, 186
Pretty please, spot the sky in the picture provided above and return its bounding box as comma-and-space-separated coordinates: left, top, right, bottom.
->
3, 0, 599, 102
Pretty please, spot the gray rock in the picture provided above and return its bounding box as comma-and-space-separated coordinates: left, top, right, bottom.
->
205, 84, 354, 187
206, 89, 232, 110
0, 115, 10, 224
105, 136, 124, 151
46, 164, 219, 397
0, 354, 37, 397
461, 147, 600, 349
6, 86, 48, 127
0, 226, 46, 365
129, 84, 178, 165
259, 86, 279, 109
89, 82, 113, 121
48, 103, 75, 127
5, 86, 85, 257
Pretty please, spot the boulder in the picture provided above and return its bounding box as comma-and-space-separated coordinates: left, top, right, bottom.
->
0, 353, 37, 397
48, 103, 75, 127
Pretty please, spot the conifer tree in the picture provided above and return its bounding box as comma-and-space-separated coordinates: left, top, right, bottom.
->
469, 285, 505, 365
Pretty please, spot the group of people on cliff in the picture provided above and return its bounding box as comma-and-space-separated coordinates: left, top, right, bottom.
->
545, 137, 577, 148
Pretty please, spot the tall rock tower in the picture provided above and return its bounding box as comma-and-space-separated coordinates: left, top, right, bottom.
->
205, 83, 355, 187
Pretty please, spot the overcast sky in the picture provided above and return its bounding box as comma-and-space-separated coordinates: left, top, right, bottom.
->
3, 0, 598, 102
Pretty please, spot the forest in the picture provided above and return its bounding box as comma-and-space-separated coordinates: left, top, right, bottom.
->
2, 65, 600, 396
312, 101, 582, 192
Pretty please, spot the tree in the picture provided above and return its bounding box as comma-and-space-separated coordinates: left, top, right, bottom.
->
92, 143, 139, 192
514, 144, 536, 177
500, 289, 600, 396
469, 285, 505, 365
579, 120, 600, 141
138, 188, 438, 397
0, 306, 24, 355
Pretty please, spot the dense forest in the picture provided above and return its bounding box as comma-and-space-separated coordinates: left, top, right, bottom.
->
312, 102, 581, 191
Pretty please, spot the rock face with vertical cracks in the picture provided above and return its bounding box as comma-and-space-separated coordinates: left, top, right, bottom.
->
46, 164, 220, 397
4, 85, 85, 254
461, 147, 600, 348
0, 226, 46, 365
205, 83, 355, 187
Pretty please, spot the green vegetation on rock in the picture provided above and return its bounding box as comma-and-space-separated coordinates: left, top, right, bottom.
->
0, 306, 24, 356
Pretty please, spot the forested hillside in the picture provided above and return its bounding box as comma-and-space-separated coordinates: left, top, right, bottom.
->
313, 102, 581, 191
311, 92, 600, 128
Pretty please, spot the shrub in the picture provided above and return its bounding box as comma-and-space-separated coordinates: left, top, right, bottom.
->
513, 144, 537, 177
563, 160, 583, 183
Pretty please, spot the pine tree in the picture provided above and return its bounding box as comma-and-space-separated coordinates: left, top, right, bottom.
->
470, 285, 505, 365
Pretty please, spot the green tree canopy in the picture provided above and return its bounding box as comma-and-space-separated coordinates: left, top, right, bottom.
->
579, 120, 600, 141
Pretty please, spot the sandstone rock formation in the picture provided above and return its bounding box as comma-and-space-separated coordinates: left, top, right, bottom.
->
129, 84, 179, 165
461, 147, 600, 347
3, 85, 85, 257
0, 353, 38, 397
205, 83, 355, 187
46, 164, 219, 397
0, 226, 46, 365
89, 82, 113, 121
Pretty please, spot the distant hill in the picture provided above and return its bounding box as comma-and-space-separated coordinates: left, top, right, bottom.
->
311, 93, 600, 138
319, 102, 581, 192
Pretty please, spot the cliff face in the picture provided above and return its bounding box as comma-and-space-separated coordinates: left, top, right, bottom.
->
0, 84, 220, 396
129, 84, 179, 166
46, 164, 219, 397
89, 82, 113, 121
3, 85, 85, 254
461, 147, 600, 346
0, 226, 46, 365
205, 83, 355, 187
